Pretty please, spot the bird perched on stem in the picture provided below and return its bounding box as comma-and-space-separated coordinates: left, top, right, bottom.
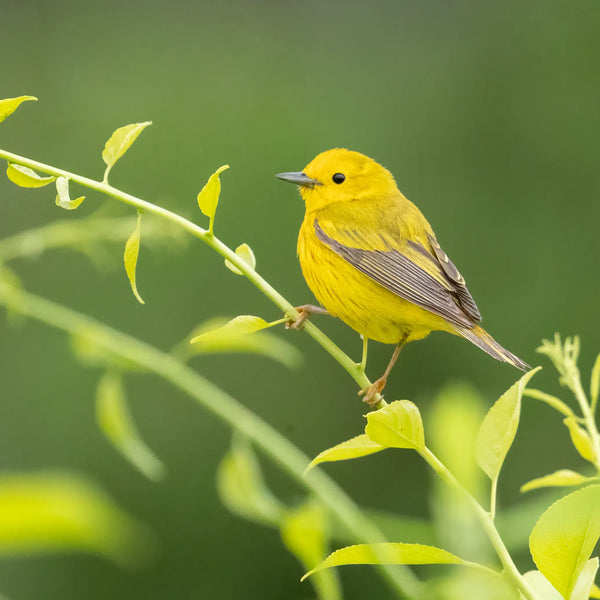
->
276, 149, 529, 406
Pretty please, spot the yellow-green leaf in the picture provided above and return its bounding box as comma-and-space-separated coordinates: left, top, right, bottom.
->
521, 571, 563, 600
0, 471, 153, 566
225, 243, 256, 275
281, 503, 341, 600
102, 121, 151, 180
55, 176, 85, 210
190, 315, 270, 345
6, 163, 56, 188
475, 368, 541, 482
302, 542, 465, 581
216, 436, 283, 526
186, 317, 301, 368
530, 484, 600, 599
571, 557, 599, 600
96, 371, 165, 481
305, 434, 384, 472
0, 95, 37, 123
197, 165, 229, 232
590, 582, 600, 598
365, 400, 424, 450
564, 417, 596, 462
521, 469, 592, 493
591, 352, 600, 412
123, 212, 144, 304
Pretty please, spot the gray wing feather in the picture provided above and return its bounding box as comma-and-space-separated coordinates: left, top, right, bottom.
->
314, 219, 481, 329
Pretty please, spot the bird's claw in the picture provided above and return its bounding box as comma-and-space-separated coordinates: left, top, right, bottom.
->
285, 304, 328, 330
286, 307, 310, 330
359, 376, 387, 408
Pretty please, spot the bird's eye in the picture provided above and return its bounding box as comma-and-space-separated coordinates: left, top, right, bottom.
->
332, 173, 346, 184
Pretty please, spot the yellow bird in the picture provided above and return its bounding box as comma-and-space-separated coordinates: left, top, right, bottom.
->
276, 148, 529, 405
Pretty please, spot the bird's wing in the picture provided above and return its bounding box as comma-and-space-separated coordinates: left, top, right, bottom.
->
313, 200, 482, 329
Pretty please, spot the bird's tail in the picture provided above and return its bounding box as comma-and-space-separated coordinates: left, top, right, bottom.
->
453, 324, 530, 371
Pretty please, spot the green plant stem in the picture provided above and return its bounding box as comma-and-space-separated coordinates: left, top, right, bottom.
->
523, 388, 576, 419
0, 147, 385, 409
0, 282, 420, 599
360, 336, 368, 372
418, 447, 536, 600
571, 377, 600, 471
489, 477, 498, 522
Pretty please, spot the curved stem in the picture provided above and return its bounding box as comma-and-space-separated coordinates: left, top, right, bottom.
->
0, 147, 385, 409
418, 447, 536, 600
0, 283, 420, 599
490, 477, 498, 522
360, 336, 369, 372
572, 378, 600, 471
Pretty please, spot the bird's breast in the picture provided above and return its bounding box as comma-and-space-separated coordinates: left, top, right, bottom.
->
297, 216, 448, 344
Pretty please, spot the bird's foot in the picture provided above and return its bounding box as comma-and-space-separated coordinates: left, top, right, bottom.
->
359, 376, 387, 408
285, 304, 328, 330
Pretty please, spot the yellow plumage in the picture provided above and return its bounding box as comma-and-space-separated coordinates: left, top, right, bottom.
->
277, 149, 528, 401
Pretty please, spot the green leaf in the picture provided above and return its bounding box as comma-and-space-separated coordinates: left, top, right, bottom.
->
123, 211, 144, 304
0, 471, 153, 566
197, 164, 229, 233
590, 352, 600, 413
530, 484, 600, 599
102, 121, 151, 181
0, 95, 37, 123
563, 417, 596, 463
305, 434, 384, 472
571, 558, 599, 600
6, 163, 56, 188
96, 371, 165, 482
281, 502, 341, 600
364, 400, 424, 450
521, 571, 563, 600
302, 542, 465, 581
225, 243, 256, 275
475, 368, 541, 481
55, 176, 85, 210
521, 469, 593, 493
523, 388, 576, 419
216, 435, 284, 526
190, 315, 271, 345
186, 316, 301, 369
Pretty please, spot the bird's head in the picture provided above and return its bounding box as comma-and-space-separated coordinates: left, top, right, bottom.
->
276, 148, 397, 213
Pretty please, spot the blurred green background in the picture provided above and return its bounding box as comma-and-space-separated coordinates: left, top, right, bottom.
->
1, 0, 600, 598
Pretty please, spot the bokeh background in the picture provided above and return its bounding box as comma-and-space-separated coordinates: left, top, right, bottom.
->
1, 1, 599, 598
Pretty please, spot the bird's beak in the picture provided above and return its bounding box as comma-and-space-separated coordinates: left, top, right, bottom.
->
275, 171, 322, 188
